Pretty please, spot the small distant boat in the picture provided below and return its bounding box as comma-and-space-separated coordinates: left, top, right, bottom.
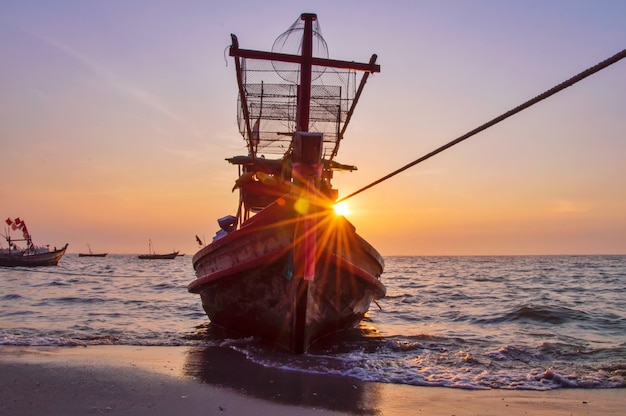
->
1, 217, 68, 267
139, 252, 178, 260
138, 240, 178, 260
78, 244, 108, 257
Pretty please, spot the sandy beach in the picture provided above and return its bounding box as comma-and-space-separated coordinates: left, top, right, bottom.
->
0, 345, 623, 415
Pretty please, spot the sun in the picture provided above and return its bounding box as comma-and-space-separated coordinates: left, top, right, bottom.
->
333, 201, 351, 216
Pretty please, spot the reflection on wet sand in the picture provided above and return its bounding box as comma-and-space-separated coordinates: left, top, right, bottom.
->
183, 346, 383, 415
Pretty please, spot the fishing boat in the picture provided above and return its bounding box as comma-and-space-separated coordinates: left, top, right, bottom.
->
78, 244, 108, 257
188, 13, 386, 353
138, 239, 178, 259
1, 217, 68, 267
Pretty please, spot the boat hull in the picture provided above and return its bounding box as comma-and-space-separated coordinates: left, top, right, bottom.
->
138, 252, 178, 259
0, 244, 68, 267
189, 200, 385, 353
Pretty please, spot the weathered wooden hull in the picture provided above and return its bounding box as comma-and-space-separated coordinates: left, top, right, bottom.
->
0, 244, 68, 267
189, 199, 385, 353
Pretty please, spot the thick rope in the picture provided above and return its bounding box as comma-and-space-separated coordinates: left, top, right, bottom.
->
337, 49, 626, 203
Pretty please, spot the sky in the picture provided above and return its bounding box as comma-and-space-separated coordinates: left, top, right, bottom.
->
1, 0, 625, 256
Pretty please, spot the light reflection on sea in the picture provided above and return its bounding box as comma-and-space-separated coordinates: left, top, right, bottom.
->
1, 254, 625, 390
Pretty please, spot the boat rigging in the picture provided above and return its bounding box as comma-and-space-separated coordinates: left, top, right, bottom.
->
337, 48, 626, 203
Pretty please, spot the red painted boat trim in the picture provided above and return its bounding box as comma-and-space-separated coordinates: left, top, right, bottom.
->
189, 247, 385, 298
328, 253, 386, 298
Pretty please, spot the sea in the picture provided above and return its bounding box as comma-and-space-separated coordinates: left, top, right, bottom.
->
1, 254, 625, 391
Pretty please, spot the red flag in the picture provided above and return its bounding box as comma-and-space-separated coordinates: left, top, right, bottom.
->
11, 224, 17, 231
15, 218, 21, 224
5, 218, 12, 226
195, 235, 203, 246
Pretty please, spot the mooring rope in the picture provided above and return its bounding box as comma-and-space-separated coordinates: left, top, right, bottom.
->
337, 49, 626, 203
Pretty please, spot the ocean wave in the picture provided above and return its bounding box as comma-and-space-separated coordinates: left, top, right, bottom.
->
483, 304, 591, 324
1, 293, 22, 300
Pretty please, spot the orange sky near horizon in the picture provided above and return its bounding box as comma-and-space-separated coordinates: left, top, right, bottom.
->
1, 1, 625, 256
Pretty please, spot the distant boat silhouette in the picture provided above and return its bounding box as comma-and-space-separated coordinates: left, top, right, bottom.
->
138, 239, 178, 260
78, 244, 108, 257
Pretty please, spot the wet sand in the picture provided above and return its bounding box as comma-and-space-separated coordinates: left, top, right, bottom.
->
1, 345, 623, 415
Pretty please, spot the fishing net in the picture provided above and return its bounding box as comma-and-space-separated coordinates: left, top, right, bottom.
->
235, 15, 359, 160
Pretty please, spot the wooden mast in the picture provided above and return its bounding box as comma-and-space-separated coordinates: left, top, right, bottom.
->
293, 13, 315, 354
